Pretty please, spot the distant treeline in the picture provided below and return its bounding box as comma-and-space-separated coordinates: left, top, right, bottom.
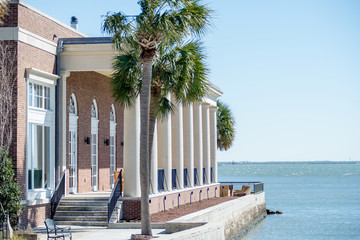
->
219, 161, 360, 165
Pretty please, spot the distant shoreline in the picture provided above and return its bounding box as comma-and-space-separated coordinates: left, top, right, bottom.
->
218, 161, 360, 165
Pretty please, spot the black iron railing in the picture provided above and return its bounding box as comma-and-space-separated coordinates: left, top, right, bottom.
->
51, 170, 66, 218
108, 170, 122, 222
220, 181, 264, 194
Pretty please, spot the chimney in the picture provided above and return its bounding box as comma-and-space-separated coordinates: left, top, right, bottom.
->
70, 16, 78, 30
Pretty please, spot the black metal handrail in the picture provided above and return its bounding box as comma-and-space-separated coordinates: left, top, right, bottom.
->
108, 170, 122, 222
220, 181, 264, 194
51, 170, 66, 218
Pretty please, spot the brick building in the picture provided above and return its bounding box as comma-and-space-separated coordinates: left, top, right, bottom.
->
0, 0, 222, 228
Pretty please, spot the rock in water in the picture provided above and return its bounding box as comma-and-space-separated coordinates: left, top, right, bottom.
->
266, 209, 275, 215
276, 210, 283, 214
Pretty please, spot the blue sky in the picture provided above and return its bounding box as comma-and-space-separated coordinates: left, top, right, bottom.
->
24, 0, 360, 162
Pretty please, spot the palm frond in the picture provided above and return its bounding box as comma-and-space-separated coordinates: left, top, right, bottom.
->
217, 100, 236, 151
111, 53, 141, 108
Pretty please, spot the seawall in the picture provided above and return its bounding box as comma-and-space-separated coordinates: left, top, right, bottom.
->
109, 192, 266, 239
165, 192, 266, 239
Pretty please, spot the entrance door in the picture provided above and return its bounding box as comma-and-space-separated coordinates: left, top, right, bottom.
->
91, 133, 98, 191
69, 131, 77, 193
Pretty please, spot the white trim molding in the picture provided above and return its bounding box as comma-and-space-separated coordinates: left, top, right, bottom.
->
0, 27, 58, 54
26, 68, 59, 85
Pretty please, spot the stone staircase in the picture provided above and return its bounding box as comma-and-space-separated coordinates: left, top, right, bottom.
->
53, 192, 111, 226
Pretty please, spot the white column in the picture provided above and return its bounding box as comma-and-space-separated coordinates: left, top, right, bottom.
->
151, 121, 158, 194
171, 101, 184, 189
183, 103, 194, 187
202, 103, 211, 184
158, 98, 172, 191
123, 97, 141, 197
58, 71, 69, 183
210, 106, 218, 183
193, 103, 203, 185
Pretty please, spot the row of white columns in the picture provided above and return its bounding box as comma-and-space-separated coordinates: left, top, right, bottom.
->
123, 97, 217, 197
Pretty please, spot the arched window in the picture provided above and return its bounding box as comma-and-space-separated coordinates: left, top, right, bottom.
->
69, 93, 78, 193
69, 95, 77, 115
109, 104, 117, 188
91, 101, 97, 119
91, 100, 99, 191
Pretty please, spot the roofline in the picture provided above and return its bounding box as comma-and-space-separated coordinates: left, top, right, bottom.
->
208, 82, 223, 98
61, 37, 113, 45
9, 0, 87, 37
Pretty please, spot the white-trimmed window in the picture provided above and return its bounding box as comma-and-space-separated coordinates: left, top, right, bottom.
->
109, 104, 117, 188
28, 83, 51, 109
69, 94, 78, 194
91, 100, 99, 191
26, 68, 57, 201
28, 124, 50, 189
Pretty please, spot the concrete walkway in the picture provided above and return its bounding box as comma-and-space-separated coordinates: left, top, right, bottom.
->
34, 225, 165, 240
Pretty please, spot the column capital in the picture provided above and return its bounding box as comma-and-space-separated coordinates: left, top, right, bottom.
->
209, 106, 218, 111
201, 102, 211, 107
59, 70, 70, 79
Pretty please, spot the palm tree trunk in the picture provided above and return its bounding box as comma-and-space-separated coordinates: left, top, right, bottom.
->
139, 53, 154, 236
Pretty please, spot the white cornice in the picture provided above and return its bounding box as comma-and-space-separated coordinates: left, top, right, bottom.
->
208, 82, 223, 98
26, 67, 59, 85
0, 27, 58, 54
203, 82, 223, 106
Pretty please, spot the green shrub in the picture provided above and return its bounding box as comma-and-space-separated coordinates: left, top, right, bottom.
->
0, 147, 23, 227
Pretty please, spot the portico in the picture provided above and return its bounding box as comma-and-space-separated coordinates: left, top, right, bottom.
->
59, 37, 223, 218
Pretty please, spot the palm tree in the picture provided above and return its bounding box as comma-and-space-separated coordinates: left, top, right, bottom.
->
111, 39, 208, 166
103, 0, 212, 236
217, 100, 236, 151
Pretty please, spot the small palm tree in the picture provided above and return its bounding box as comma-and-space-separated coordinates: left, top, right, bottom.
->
217, 100, 236, 151
103, 0, 212, 236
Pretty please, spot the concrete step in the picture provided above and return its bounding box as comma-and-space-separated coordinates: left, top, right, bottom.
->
55, 210, 108, 216
56, 205, 107, 211
54, 192, 112, 226
54, 220, 108, 227
54, 215, 107, 221
59, 200, 108, 206
62, 196, 110, 201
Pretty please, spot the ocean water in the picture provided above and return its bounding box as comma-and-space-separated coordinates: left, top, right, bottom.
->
218, 163, 360, 240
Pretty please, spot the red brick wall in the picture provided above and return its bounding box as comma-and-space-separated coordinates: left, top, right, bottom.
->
4, 3, 83, 40
5, 1, 86, 198
122, 200, 142, 220
19, 203, 51, 228
2, 1, 87, 228
14, 41, 59, 200
66, 71, 124, 194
